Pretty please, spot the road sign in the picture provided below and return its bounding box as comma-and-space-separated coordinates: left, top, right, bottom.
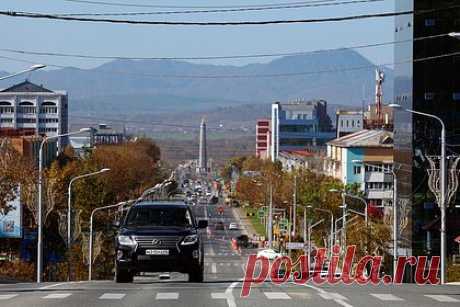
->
286, 242, 305, 250
258, 209, 265, 217
279, 218, 289, 228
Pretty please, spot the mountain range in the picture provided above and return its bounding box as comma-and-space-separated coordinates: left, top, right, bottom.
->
0, 48, 393, 118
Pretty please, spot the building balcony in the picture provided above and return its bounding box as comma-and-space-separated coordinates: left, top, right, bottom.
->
364, 172, 393, 183
366, 190, 393, 199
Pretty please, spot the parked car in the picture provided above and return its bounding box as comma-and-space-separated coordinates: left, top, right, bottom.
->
236, 234, 249, 248
215, 221, 225, 230
256, 249, 282, 260
228, 223, 239, 230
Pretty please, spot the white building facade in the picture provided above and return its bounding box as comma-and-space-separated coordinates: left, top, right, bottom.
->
0, 81, 69, 148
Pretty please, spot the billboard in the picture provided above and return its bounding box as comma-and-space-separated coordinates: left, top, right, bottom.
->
0, 187, 22, 238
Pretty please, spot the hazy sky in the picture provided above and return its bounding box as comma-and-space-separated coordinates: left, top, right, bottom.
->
0, 0, 396, 72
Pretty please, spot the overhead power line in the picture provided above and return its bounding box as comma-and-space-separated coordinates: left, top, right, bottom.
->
0, 10, 412, 26
61, 0, 347, 9
56, 0, 385, 16
0, 33, 449, 61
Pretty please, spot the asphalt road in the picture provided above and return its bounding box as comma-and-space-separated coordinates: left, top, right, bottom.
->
0, 201, 459, 306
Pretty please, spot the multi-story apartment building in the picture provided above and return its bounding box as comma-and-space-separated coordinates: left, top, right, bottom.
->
325, 129, 394, 208
0, 80, 69, 149
256, 119, 270, 159
394, 1, 460, 263
271, 100, 334, 161
335, 110, 364, 138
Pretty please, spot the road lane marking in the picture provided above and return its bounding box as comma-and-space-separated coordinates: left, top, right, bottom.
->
39, 281, 83, 289
370, 294, 404, 301
99, 293, 126, 300
0, 294, 18, 300
212, 263, 217, 274
297, 283, 353, 307
264, 292, 291, 300
425, 295, 460, 302
156, 292, 179, 300
319, 292, 348, 301
42, 293, 72, 299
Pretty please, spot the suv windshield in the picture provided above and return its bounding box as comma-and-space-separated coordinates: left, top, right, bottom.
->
125, 206, 193, 227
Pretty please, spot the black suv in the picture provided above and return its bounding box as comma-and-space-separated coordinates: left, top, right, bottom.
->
115, 201, 208, 283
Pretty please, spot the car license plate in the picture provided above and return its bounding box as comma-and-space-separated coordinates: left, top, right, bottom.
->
145, 249, 169, 255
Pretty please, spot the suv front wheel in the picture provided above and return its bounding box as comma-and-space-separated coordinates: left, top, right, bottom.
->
115, 265, 133, 283
188, 265, 204, 282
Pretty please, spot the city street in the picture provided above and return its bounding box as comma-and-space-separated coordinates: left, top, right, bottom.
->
0, 201, 459, 307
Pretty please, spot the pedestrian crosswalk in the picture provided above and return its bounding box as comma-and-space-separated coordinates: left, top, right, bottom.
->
424, 294, 460, 302
99, 293, 126, 300
0, 290, 458, 304
42, 293, 72, 299
370, 293, 405, 301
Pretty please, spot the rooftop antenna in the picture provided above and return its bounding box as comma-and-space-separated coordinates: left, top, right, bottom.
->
375, 68, 385, 126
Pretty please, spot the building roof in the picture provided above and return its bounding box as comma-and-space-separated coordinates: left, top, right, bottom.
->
280, 149, 315, 158
0, 80, 53, 93
274, 99, 326, 111
327, 129, 393, 148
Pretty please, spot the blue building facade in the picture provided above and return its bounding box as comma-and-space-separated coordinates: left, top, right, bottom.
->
271, 100, 334, 161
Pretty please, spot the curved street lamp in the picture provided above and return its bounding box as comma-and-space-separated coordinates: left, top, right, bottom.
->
0, 64, 46, 81
389, 103, 447, 284
37, 127, 91, 283
67, 168, 110, 281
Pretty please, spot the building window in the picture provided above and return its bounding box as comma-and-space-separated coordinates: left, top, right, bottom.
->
40, 106, 57, 114
352, 120, 355, 127
17, 118, 36, 123
340, 120, 344, 127
0, 118, 13, 123
0, 107, 14, 113
40, 127, 58, 133
424, 92, 435, 101
353, 165, 361, 175
453, 92, 460, 101
424, 18, 436, 27
39, 118, 59, 123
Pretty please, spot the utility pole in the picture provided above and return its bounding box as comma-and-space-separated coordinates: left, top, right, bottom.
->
268, 184, 273, 249
341, 192, 347, 252
392, 169, 398, 280
293, 175, 297, 238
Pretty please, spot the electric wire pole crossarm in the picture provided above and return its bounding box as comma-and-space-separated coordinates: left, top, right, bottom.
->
36, 128, 91, 283
389, 103, 447, 284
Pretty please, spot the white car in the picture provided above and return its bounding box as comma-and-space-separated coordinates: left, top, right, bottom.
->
256, 249, 282, 260
229, 223, 239, 230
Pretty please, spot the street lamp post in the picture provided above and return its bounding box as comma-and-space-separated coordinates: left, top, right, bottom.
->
308, 219, 324, 262
0, 64, 46, 81
89, 200, 135, 281
330, 189, 368, 252
67, 168, 110, 281
315, 208, 334, 257
390, 103, 447, 284
268, 183, 273, 248
293, 175, 297, 238
329, 189, 347, 250
37, 128, 90, 283
299, 204, 313, 259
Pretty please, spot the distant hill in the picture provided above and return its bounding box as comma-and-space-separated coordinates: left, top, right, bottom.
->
1, 49, 393, 116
